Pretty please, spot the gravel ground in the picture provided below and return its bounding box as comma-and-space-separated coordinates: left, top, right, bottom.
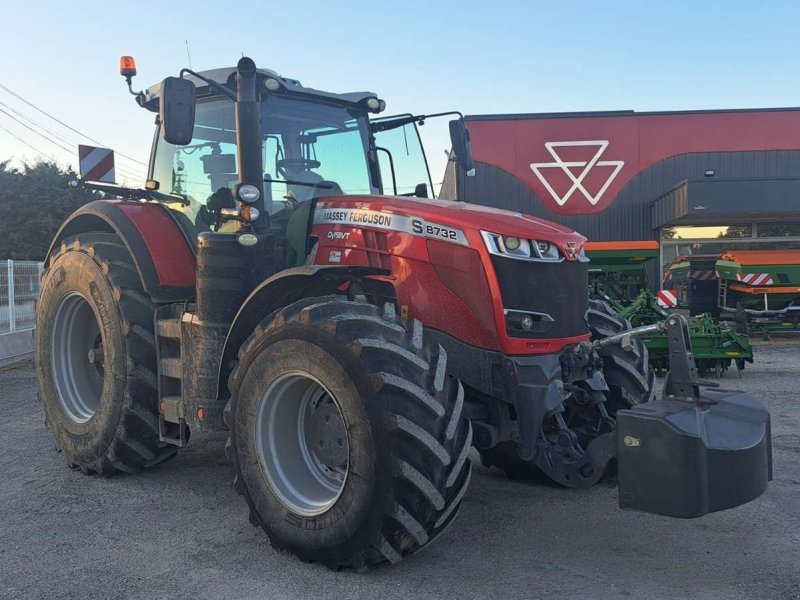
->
1, 340, 798, 600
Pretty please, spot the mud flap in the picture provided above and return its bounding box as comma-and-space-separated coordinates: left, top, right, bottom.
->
616, 389, 772, 517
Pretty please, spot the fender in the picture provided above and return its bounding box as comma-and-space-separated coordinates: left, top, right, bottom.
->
216, 265, 389, 399
46, 200, 196, 302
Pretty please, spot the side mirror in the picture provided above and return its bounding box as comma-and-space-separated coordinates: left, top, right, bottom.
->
160, 77, 196, 146
414, 183, 429, 198
448, 118, 476, 177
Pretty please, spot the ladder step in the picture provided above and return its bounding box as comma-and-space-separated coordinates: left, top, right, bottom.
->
157, 318, 182, 339
160, 395, 184, 423
159, 357, 182, 379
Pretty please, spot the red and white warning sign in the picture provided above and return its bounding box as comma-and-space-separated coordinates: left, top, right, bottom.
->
690, 270, 717, 280
78, 145, 116, 183
738, 273, 774, 286
657, 289, 678, 308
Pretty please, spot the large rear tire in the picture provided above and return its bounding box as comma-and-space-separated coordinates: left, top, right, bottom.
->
36, 233, 179, 475
226, 296, 472, 569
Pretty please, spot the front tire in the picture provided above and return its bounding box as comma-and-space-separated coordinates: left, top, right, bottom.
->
587, 298, 655, 413
226, 296, 472, 569
36, 233, 178, 475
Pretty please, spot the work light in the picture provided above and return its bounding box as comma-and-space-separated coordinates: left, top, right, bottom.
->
236, 183, 261, 203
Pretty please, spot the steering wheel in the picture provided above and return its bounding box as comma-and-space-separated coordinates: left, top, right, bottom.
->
276, 158, 321, 177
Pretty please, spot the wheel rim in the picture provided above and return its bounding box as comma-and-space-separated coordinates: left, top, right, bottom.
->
50, 292, 105, 423
255, 372, 349, 516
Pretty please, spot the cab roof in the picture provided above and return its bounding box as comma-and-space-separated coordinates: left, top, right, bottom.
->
139, 66, 378, 113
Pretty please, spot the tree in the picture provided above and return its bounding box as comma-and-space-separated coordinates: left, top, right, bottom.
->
717, 225, 751, 239
0, 161, 98, 260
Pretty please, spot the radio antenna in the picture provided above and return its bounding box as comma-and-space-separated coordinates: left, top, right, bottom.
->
185, 40, 193, 70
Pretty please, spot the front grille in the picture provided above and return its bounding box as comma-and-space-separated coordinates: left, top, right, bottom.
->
490, 256, 589, 339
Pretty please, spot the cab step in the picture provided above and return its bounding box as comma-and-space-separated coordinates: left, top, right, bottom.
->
155, 305, 189, 447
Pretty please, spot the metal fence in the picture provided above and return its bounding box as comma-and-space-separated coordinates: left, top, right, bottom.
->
0, 260, 43, 334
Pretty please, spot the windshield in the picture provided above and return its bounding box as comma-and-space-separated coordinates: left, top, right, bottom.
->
262, 95, 376, 204
150, 96, 376, 227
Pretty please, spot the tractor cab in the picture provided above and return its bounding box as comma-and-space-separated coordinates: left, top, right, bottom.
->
134, 61, 469, 271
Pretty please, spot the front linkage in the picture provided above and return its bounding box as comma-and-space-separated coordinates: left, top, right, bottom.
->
497, 314, 656, 490
504, 313, 771, 517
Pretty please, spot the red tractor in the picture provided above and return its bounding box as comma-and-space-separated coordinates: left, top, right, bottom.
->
36, 56, 772, 569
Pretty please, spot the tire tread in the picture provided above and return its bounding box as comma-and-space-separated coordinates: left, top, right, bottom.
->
226, 295, 471, 569
38, 232, 178, 475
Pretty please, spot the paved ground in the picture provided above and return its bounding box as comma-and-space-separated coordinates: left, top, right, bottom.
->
1, 340, 798, 600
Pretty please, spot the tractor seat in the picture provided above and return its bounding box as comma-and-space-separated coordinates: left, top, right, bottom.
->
287, 170, 325, 203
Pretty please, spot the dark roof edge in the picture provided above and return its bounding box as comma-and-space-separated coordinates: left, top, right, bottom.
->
465, 106, 800, 122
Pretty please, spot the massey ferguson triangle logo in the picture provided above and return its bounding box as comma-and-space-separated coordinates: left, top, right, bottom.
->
565, 241, 578, 260
530, 141, 625, 207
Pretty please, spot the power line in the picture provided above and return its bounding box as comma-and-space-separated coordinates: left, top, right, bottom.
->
0, 81, 148, 167
0, 111, 145, 181
0, 107, 144, 178
0, 123, 53, 158
0, 123, 144, 191
0, 98, 82, 149
0, 106, 76, 155
0, 81, 149, 168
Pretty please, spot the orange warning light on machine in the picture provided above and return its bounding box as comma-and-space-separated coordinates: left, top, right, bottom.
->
119, 56, 137, 78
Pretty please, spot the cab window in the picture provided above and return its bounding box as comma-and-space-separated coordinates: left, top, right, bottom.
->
261, 95, 375, 207
372, 117, 434, 197
151, 99, 239, 232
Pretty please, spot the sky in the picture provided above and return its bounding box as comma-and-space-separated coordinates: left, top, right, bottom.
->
1, 0, 800, 189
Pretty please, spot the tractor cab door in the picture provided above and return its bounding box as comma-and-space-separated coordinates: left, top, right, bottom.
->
150, 99, 240, 236
372, 115, 434, 198
260, 95, 376, 267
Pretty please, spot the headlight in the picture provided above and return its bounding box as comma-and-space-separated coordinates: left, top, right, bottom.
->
365, 97, 385, 113
236, 232, 259, 247
236, 183, 261, 203
482, 231, 560, 262
264, 78, 281, 92
499, 236, 531, 258
520, 315, 534, 330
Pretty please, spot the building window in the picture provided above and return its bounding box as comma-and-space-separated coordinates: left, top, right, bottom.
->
659, 221, 800, 282
661, 224, 752, 240
756, 222, 800, 237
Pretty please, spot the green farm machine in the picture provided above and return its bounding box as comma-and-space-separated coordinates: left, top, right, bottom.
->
667, 250, 800, 339
586, 242, 753, 376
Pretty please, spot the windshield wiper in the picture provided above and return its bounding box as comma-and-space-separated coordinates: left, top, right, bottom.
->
369, 111, 464, 133
71, 179, 190, 205
263, 177, 333, 189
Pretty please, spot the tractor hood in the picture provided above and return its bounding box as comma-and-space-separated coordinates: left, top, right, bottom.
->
315, 195, 586, 247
